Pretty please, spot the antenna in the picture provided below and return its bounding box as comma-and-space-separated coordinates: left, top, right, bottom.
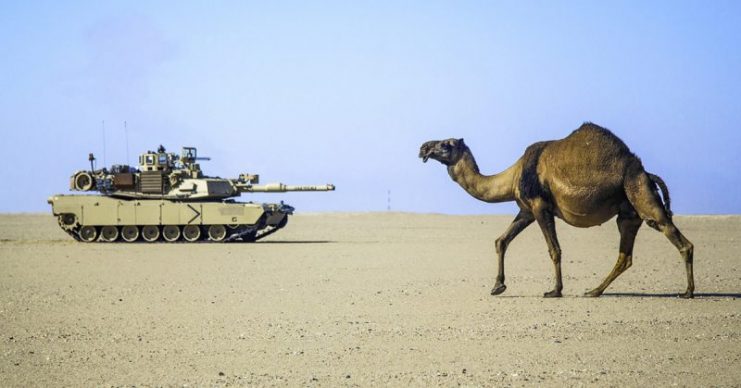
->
124, 120, 130, 166
387, 189, 391, 211
101, 120, 107, 167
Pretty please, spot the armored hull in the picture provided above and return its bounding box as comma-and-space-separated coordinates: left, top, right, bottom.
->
48, 195, 293, 242
49, 145, 333, 243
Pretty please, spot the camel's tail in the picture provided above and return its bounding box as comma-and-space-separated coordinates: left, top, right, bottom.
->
648, 173, 673, 219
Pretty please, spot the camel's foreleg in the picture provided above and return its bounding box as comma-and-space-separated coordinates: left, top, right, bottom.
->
491, 211, 534, 295
585, 213, 642, 297
534, 207, 563, 298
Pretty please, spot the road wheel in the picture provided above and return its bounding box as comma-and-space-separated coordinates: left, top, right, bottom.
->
141, 225, 160, 242
208, 225, 227, 242
100, 226, 119, 242
121, 226, 139, 242
79, 226, 98, 242
162, 225, 181, 242
60, 214, 77, 226
183, 225, 201, 242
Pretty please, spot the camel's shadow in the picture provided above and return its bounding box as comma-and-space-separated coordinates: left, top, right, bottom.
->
493, 293, 740, 299
601, 292, 740, 299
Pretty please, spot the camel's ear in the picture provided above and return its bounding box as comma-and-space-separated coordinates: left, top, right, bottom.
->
458, 138, 465, 146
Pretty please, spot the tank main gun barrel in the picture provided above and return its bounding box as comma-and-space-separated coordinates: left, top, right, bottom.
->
236, 183, 335, 193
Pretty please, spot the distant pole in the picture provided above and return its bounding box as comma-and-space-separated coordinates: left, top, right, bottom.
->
387, 190, 391, 211
124, 120, 129, 166
101, 120, 106, 167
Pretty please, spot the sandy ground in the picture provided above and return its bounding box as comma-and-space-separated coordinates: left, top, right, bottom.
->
0, 213, 739, 387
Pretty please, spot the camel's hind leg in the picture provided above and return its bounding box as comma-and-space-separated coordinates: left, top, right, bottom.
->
625, 171, 695, 298
585, 211, 642, 297
491, 211, 535, 295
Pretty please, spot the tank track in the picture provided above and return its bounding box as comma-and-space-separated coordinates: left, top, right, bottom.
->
56, 216, 287, 243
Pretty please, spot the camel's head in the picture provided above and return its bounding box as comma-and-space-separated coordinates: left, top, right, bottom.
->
419, 138, 467, 166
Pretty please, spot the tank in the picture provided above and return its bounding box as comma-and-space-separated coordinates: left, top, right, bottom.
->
48, 145, 335, 243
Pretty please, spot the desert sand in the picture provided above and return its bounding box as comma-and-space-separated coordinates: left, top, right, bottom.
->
0, 213, 739, 387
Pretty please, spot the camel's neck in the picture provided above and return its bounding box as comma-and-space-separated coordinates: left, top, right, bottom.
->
447, 150, 516, 203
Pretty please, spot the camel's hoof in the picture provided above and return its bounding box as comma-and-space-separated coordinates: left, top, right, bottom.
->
543, 290, 562, 298
584, 289, 603, 298
679, 291, 694, 299
490, 284, 507, 296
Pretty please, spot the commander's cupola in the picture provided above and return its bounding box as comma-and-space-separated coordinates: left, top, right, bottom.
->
139, 145, 175, 172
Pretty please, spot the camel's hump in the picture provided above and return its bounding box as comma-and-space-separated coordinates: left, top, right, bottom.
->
537, 122, 639, 190
563, 122, 633, 154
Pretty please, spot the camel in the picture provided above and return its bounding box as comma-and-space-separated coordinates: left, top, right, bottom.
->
419, 122, 694, 298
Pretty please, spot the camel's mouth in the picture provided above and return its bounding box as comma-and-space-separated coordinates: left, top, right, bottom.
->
419, 138, 463, 166
419, 141, 438, 163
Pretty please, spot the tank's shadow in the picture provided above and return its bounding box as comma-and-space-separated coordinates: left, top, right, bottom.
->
255, 240, 335, 244
90, 240, 336, 244
601, 292, 740, 299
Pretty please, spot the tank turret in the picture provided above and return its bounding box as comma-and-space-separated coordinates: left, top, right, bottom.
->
69, 146, 334, 200
49, 145, 335, 243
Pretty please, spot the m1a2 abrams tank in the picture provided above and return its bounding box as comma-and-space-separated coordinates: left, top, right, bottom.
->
48, 145, 335, 243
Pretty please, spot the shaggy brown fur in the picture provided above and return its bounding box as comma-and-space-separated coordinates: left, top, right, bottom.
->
419, 123, 694, 298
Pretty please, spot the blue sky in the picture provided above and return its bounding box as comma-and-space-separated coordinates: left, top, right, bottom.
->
1, 1, 739, 214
